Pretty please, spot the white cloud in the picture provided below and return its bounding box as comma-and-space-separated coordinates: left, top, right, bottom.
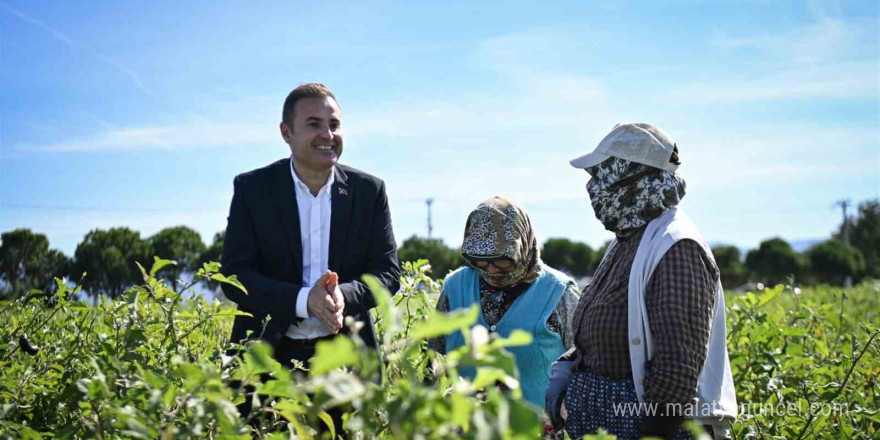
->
701, 5, 877, 102
712, 17, 864, 64
0, 1, 150, 93
16, 106, 280, 152
672, 62, 877, 102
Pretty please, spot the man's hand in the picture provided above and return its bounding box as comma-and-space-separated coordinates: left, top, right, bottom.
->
325, 271, 345, 329
306, 271, 345, 333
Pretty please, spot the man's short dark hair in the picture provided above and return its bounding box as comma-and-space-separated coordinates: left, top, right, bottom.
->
282, 83, 337, 130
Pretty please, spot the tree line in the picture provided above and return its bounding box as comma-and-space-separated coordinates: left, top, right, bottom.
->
398, 199, 878, 289
1, 200, 877, 298
0, 226, 224, 298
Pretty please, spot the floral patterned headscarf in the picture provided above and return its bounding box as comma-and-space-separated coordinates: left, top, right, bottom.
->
585, 156, 686, 234
460, 197, 542, 288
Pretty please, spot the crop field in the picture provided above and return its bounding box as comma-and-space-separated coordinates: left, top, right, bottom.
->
1, 260, 878, 439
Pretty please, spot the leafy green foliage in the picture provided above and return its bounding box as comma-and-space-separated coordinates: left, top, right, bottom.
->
1, 256, 877, 439
397, 236, 464, 279
72, 227, 152, 298
727, 282, 879, 439
808, 240, 866, 285
0, 229, 71, 298
541, 238, 594, 277
199, 231, 225, 291
745, 237, 807, 286
149, 226, 207, 291
841, 199, 879, 278
0, 259, 551, 439
712, 245, 748, 289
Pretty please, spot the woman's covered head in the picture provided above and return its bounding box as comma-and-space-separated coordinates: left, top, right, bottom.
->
570, 123, 686, 234
460, 197, 541, 288
584, 156, 686, 233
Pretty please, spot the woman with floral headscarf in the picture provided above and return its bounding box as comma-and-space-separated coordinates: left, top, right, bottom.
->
428, 196, 580, 407
544, 123, 737, 440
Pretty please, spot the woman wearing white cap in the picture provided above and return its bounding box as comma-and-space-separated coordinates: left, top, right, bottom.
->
544, 123, 737, 440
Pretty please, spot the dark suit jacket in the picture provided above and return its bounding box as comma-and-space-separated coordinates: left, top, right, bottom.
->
220, 158, 400, 352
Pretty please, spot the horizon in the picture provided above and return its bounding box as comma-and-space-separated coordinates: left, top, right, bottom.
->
2, 0, 878, 257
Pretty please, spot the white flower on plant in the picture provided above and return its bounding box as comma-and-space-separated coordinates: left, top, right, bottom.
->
471, 325, 489, 347
793, 287, 801, 295
757, 282, 765, 291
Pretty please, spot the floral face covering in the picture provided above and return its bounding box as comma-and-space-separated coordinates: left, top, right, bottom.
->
585, 157, 686, 234
460, 197, 541, 288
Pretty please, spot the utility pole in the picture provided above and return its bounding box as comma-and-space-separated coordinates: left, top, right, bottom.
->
834, 199, 852, 287
426, 198, 434, 239
834, 199, 851, 246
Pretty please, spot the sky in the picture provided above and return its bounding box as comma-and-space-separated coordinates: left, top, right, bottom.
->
1, 0, 878, 258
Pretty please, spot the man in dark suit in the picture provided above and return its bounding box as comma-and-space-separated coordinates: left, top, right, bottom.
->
220, 83, 400, 414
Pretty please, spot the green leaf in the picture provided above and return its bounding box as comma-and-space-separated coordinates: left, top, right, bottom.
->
149, 256, 177, 277
242, 342, 282, 376
471, 368, 511, 390
814, 338, 830, 357
782, 327, 809, 336
310, 336, 359, 377
275, 400, 312, 438
450, 392, 473, 430
364, 274, 398, 338
275, 399, 307, 417
210, 273, 248, 295
214, 309, 253, 317
135, 261, 148, 281
53, 278, 68, 297
409, 306, 479, 342
507, 397, 543, 438
122, 418, 153, 439
757, 285, 784, 307
203, 261, 221, 272
489, 330, 533, 349
259, 379, 297, 398
319, 411, 336, 439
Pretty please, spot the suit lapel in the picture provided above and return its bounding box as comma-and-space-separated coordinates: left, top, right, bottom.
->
329, 165, 352, 271
271, 158, 303, 269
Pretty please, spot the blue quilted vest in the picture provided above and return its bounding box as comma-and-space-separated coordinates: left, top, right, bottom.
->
444, 265, 571, 406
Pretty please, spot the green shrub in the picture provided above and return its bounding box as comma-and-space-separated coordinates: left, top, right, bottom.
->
1, 258, 878, 439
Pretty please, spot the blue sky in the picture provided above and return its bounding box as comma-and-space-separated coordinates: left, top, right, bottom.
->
1, 0, 878, 257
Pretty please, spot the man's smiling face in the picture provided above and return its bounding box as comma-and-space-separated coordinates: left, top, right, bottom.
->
284, 96, 343, 173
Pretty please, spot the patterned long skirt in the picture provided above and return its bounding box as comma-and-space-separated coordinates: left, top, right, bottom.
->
563, 369, 694, 440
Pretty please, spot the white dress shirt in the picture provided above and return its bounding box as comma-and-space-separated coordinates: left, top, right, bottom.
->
286, 157, 335, 340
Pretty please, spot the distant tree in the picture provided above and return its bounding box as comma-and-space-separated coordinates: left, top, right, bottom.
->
199, 231, 225, 292
0, 229, 71, 298
745, 237, 806, 286
840, 199, 879, 278
541, 239, 573, 273
541, 238, 594, 277
73, 228, 152, 298
808, 239, 865, 285
201, 231, 225, 266
397, 236, 463, 279
150, 226, 206, 290
591, 240, 612, 273
711, 245, 748, 289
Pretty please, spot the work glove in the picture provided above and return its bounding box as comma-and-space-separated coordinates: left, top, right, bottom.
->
640, 413, 685, 439
544, 359, 575, 430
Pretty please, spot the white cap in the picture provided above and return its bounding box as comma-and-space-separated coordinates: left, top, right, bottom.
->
569, 122, 679, 172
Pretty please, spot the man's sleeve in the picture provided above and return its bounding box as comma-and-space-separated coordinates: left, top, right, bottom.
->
338, 180, 401, 316
221, 175, 303, 322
